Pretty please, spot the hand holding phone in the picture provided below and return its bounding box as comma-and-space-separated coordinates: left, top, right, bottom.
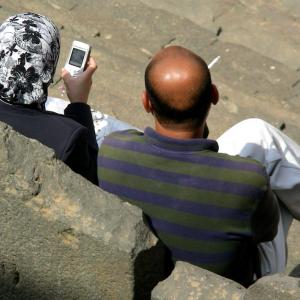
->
64, 41, 91, 76
62, 56, 97, 104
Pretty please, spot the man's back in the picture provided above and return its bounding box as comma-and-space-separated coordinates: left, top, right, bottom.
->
98, 128, 275, 285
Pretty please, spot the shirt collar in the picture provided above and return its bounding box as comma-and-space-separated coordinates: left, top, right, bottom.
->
144, 127, 219, 152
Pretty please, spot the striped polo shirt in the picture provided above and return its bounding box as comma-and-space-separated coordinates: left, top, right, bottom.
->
97, 128, 268, 276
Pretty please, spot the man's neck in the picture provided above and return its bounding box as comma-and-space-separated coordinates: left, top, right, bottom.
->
154, 120, 205, 139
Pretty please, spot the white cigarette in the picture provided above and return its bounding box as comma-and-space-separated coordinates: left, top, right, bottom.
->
208, 56, 221, 69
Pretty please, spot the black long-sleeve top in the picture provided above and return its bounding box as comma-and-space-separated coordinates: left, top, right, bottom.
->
0, 100, 98, 185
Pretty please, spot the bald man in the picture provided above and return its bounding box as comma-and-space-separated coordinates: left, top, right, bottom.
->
97, 46, 283, 286
142, 46, 217, 139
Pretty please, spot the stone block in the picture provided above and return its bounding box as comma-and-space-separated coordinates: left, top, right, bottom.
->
151, 261, 246, 300
0, 122, 167, 299
245, 274, 300, 300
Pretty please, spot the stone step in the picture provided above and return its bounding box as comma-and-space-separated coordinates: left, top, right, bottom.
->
140, 0, 300, 70
3, 1, 298, 141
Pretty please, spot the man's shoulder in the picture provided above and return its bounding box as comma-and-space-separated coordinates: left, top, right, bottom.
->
215, 149, 264, 166
108, 129, 143, 136
212, 150, 267, 175
103, 129, 145, 144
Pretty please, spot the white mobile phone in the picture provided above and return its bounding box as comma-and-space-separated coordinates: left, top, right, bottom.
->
64, 40, 91, 76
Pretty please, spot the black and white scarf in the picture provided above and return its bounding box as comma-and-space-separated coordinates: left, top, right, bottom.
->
0, 12, 60, 106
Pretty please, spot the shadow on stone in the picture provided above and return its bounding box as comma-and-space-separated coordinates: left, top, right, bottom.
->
0, 262, 52, 300
134, 240, 174, 299
289, 264, 300, 278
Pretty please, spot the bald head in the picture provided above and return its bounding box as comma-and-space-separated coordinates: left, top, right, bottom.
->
145, 46, 212, 128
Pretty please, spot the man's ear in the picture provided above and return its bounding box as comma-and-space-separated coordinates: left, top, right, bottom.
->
142, 91, 153, 113
211, 84, 219, 105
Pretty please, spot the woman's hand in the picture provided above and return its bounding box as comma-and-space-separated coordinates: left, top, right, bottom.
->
61, 57, 97, 104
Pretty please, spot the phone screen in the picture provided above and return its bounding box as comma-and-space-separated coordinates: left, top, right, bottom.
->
69, 48, 85, 68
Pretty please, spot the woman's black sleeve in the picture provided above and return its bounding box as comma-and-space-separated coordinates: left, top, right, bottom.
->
63, 103, 98, 185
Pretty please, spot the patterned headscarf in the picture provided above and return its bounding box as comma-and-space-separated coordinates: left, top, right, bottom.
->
0, 12, 60, 107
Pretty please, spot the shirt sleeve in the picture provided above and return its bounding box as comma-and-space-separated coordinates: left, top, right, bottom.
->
251, 183, 280, 243
63, 103, 98, 185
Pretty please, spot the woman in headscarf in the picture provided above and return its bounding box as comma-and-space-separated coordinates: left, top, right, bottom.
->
0, 12, 98, 184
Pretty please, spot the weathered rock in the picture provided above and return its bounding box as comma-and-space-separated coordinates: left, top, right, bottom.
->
0, 122, 167, 299
244, 274, 300, 300
151, 261, 246, 300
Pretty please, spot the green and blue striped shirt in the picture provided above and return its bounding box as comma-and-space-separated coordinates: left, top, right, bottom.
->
97, 128, 274, 281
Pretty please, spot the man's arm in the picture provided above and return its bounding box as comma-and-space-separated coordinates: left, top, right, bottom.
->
251, 184, 280, 243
